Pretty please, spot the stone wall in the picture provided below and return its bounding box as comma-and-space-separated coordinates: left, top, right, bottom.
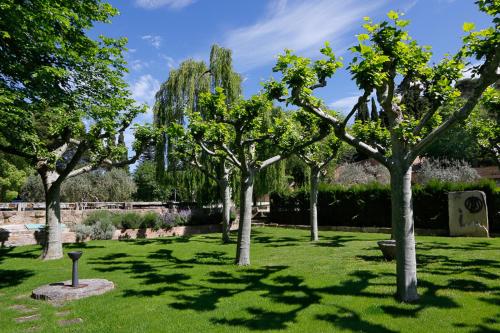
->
0, 207, 167, 228
0, 224, 226, 247
0, 230, 76, 247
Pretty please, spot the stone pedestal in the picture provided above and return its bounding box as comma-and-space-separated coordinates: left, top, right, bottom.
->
32, 279, 114, 302
377, 240, 396, 261
448, 191, 489, 237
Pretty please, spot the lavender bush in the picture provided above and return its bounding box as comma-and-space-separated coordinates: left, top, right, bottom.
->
416, 158, 479, 184
162, 209, 192, 228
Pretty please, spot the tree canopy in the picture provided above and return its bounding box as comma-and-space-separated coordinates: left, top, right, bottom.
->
265, 1, 499, 301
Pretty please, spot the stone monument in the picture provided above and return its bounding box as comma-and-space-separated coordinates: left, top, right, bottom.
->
448, 191, 489, 237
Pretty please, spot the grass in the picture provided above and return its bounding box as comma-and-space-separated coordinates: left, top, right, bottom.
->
0, 227, 499, 332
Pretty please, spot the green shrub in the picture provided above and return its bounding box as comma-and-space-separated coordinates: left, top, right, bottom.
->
83, 210, 114, 226
117, 212, 142, 229
78, 215, 115, 240
140, 212, 163, 230
270, 179, 499, 233
75, 224, 92, 242
91, 220, 116, 240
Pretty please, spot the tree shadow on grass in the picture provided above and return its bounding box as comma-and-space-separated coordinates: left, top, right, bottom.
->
171, 268, 395, 331
0, 247, 39, 264
316, 305, 399, 333
418, 241, 500, 253
122, 272, 192, 297
0, 269, 35, 289
147, 249, 232, 266
64, 243, 105, 250
315, 235, 359, 248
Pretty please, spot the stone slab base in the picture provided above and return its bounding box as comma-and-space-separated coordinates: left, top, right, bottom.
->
32, 279, 114, 302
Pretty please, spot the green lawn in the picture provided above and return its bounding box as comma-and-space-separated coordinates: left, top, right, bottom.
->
0, 227, 499, 332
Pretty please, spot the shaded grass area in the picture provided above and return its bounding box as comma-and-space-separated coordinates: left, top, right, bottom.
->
0, 227, 499, 332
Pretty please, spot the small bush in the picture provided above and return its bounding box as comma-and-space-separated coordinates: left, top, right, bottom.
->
75, 224, 92, 242
140, 212, 163, 230
118, 212, 142, 229
162, 209, 193, 228
415, 158, 479, 184
91, 220, 116, 240
83, 210, 114, 226
335, 161, 390, 185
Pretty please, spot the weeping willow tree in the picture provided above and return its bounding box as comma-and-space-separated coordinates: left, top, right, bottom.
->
154, 45, 242, 242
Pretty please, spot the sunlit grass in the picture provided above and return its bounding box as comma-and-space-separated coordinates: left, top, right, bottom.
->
0, 227, 499, 332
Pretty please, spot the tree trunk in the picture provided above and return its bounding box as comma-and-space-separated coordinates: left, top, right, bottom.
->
390, 165, 419, 302
309, 166, 320, 241
219, 173, 231, 244
40, 174, 63, 260
235, 170, 254, 266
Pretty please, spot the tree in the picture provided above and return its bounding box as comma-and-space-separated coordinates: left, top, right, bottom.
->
22, 169, 137, 202
266, 2, 499, 301
294, 115, 342, 241
190, 89, 328, 265
0, 0, 159, 259
0, 153, 30, 201
133, 160, 170, 201
154, 45, 242, 243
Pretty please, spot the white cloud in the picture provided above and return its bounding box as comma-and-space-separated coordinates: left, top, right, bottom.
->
130, 59, 151, 71
130, 74, 160, 108
142, 35, 162, 49
159, 54, 177, 69
135, 0, 195, 9
223, 0, 386, 71
329, 95, 359, 113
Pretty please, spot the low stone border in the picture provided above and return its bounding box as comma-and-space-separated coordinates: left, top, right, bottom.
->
1, 223, 234, 247
253, 222, 449, 236
111, 224, 224, 240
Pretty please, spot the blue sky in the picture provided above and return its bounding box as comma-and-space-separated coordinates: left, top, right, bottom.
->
93, 0, 492, 149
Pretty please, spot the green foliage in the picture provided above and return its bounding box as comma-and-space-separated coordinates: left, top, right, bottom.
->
0, 0, 159, 191
140, 211, 164, 230
133, 161, 170, 201
83, 210, 163, 230
83, 210, 114, 226
118, 212, 143, 229
193, 89, 324, 173
271, 179, 499, 231
266, 2, 499, 169
0, 153, 30, 201
21, 169, 137, 202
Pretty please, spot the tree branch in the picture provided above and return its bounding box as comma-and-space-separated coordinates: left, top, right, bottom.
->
409, 50, 500, 161
0, 144, 37, 160
199, 141, 216, 156
221, 143, 242, 168
295, 98, 390, 167
412, 103, 440, 135
342, 90, 371, 127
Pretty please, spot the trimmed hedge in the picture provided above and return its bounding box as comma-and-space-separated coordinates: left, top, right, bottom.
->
270, 180, 499, 234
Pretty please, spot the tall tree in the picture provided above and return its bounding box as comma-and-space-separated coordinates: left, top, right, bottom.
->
0, 0, 159, 259
191, 89, 327, 265
266, 2, 499, 301
154, 45, 242, 243
294, 113, 342, 241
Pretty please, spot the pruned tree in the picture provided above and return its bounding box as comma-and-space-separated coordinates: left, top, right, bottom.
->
265, 2, 499, 301
0, 0, 160, 259
294, 112, 342, 241
190, 89, 328, 265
